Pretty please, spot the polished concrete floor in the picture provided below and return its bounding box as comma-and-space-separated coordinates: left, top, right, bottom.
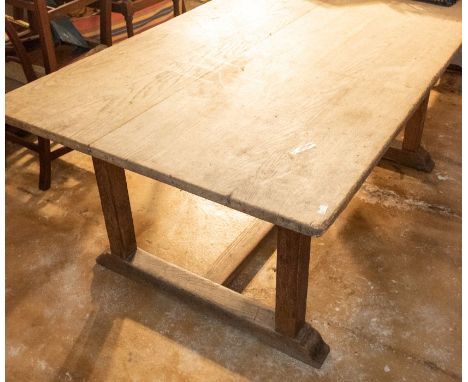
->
5, 19, 461, 382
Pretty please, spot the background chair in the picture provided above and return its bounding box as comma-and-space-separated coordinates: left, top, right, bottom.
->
5, 0, 111, 190
111, 0, 185, 38
5, 16, 73, 190
71, 0, 174, 43
6, 0, 112, 73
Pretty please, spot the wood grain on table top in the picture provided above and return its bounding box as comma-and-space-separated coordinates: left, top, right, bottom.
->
5, 0, 461, 235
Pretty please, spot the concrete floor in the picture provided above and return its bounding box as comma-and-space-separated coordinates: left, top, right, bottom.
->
5, 8, 462, 380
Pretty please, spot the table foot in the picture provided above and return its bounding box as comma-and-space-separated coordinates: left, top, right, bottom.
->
381, 92, 434, 172
97, 248, 329, 368
382, 141, 435, 172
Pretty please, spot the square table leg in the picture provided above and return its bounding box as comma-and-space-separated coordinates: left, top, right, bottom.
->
275, 227, 311, 337
273, 227, 329, 365
382, 92, 434, 172
38, 137, 52, 191
402, 93, 430, 153
93, 157, 136, 260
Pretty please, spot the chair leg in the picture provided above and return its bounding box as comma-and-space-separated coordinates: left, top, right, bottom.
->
99, 0, 113, 46
38, 137, 52, 191
173, 0, 180, 16
124, 10, 134, 38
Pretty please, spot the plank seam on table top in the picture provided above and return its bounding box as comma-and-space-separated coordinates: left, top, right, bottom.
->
87, 3, 348, 149
87, 0, 381, 149
74, 1, 322, 148
87, 0, 462, 152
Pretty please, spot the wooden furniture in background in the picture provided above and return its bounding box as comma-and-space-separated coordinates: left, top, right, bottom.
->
5, 0, 462, 367
6, 0, 112, 190
6, 0, 112, 73
5, 17, 72, 190
71, 0, 174, 44
112, 0, 185, 37
5, 17, 37, 82
5, 3, 110, 190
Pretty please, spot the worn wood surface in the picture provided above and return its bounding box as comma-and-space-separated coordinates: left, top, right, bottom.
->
97, 248, 330, 368
6, 0, 461, 235
93, 158, 137, 260
275, 227, 311, 337
205, 220, 273, 285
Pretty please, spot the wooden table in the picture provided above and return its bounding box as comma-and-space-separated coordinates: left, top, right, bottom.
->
5, 0, 461, 368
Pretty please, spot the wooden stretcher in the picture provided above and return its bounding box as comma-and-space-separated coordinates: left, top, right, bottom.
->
5, 0, 461, 368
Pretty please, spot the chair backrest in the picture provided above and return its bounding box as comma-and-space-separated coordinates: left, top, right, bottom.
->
7, 0, 58, 73
7, 0, 113, 73
5, 17, 37, 82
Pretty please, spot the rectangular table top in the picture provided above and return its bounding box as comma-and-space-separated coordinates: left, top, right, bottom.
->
6, 0, 461, 236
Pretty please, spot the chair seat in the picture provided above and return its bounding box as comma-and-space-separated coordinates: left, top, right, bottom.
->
72, 0, 173, 43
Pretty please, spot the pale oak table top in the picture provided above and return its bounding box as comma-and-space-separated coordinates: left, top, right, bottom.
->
6, 0, 461, 236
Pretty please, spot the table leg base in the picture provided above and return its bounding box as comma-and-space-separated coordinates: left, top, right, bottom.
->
382, 141, 435, 172
97, 248, 330, 368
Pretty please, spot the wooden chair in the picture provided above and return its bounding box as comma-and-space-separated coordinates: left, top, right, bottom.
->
5, 0, 111, 190
5, 17, 73, 190
7, 0, 112, 73
5, 17, 37, 82
112, 0, 185, 38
